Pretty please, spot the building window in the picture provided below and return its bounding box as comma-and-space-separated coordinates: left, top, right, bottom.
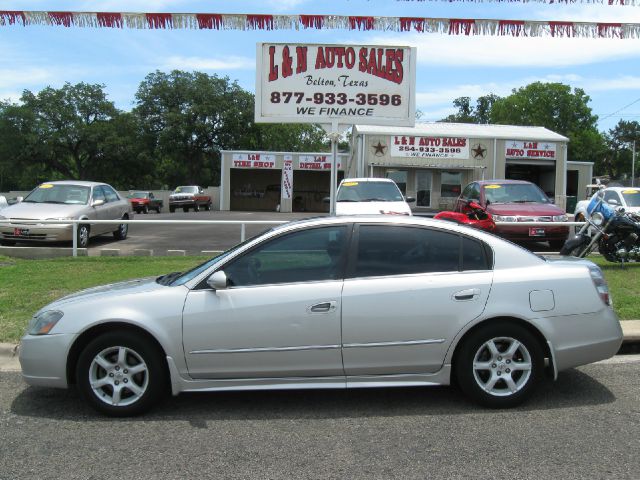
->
385, 170, 407, 195
416, 171, 432, 207
441, 172, 462, 198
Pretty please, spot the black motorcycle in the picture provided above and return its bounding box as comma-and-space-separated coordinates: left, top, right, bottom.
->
560, 191, 640, 262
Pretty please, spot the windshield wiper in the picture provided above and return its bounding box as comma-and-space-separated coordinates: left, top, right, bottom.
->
156, 271, 183, 286
512, 200, 540, 203
361, 198, 390, 202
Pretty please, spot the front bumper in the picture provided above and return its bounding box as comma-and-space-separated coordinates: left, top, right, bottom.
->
495, 224, 570, 242
19, 333, 77, 388
0, 222, 74, 242
169, 199, 196, 207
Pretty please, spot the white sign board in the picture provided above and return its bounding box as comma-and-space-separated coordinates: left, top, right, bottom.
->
505, 140, 557, 160
282, 156, 293, 199
298, 155, 341, 170
256, 43, 416, 127
231, 153, 278, 169
390, 135, 469, 159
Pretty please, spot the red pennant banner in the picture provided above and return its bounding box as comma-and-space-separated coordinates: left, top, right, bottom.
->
449, 19, 475, 35
400, 17, 426, 32
0, 10, 25, 25
549, 21, 575, 37
247, 14, 273, 30
598, 22, 623, 37
300, 15, 325, 29
499, 20, 526, 37
49, 12, 73, 27
349, 16, 375, 31
196, 14, 223, 30
96, 12, 123, 28
146, 13, 173, 29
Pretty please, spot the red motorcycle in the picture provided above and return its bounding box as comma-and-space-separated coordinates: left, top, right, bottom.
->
434, 201, 496, 232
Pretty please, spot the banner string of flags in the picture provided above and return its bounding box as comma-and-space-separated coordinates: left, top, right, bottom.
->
0, 11, 639, 38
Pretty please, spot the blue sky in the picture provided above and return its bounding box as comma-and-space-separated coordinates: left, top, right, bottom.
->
2, 0, 640, 133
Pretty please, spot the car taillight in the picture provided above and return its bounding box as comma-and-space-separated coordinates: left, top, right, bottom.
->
588, 264, 611, 306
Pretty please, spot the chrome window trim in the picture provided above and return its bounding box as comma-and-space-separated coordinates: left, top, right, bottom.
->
343, 339, 445, 349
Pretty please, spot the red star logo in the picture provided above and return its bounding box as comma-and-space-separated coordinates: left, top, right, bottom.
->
372, 141, 387, 156
472, 144, 487, 159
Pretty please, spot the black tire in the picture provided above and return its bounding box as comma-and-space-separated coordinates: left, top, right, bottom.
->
143, 205, 149, 214
193, 203, 200, 212
77, 224, 90, 248
169, 206, 175, 213
455, 322, 543, 408
113, 217, 128, 240
559, 235, 589, 257
156, 206, 161, 213
548, 240, 565, 251
75, 331, 167, 416
205, 202, 211, 211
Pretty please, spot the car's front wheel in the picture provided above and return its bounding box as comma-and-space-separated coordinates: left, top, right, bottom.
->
76, 331, 167, 416
77, 224, 90, 248
455, 322, 543, 408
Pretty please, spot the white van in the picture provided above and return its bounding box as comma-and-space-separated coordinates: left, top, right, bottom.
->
335, 178, 414, 216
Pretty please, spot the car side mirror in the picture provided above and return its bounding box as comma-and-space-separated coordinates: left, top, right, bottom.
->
607, 198, 619, 206
15, 196, 23, 203
91, 199, 105, 207
405, 196, 416, 203
207, 270, 228, 290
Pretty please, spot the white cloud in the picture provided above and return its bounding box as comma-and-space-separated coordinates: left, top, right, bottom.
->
0, 67, 62, 89
161, 55, 254, 71
368, 33, 640, 68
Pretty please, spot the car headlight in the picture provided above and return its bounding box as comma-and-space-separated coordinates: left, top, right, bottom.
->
591, 212, 605, 226
27, 310, 64, 335
493, 215, 518, 222
0, 215, 7, 221
553, 215, 569, 222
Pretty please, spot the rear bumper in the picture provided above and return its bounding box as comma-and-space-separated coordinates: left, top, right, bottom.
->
540, 308, 623, 372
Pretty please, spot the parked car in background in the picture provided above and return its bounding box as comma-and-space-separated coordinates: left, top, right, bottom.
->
19, 215, 621, 416
0, 181, 132, 248
574, 186, 640, 223
127, 191, 163, 214
169, 186, 212, 213
455, 180, 569, 249
334, 178, 414, 216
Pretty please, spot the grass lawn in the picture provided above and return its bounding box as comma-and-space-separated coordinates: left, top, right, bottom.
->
0, 254, 637, 344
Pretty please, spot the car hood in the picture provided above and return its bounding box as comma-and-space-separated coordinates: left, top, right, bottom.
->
336, 201, 412, 216
43, 277, 166, 310
486, 203, 564, 216
0, 202, 86, 220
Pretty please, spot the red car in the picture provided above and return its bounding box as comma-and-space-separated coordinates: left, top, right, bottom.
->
454, 180, 569, 249
127, 191, 163, 214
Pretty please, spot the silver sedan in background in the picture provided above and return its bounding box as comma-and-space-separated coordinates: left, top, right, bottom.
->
0, 180, 132, 248
19, 216, 622, 416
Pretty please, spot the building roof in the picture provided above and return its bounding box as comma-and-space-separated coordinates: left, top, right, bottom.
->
353, 123, 569, 142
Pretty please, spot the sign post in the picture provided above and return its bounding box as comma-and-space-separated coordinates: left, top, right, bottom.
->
255, 43, 416, 214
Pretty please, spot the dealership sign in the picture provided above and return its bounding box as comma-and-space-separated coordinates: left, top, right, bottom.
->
390, 136, 469, 159
298, 155, 342, 170
231, 153, 278, 169
255, 43, 416, 126
505, 141, 557, 160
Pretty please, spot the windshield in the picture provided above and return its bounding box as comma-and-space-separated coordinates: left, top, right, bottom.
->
128, 192, 149, 199
622, 189, 640, 207
336, 181, 404, 202
174, 186, 198, 194
483, 183, 550, 205
23, 184, 90, 205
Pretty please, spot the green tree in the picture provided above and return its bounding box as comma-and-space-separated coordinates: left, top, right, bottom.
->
440, 94, 500, 124
490, 82, 605, 164
602, 120, 640, 180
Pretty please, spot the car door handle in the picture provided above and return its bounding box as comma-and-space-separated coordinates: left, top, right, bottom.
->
308, 301, 337, 313
453, 288, 481, 301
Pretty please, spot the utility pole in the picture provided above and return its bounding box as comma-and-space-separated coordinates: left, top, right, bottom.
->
633, 141, 636, 187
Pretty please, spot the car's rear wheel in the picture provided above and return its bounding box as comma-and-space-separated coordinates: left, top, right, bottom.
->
548, 240, 565, 251
205, 202, 211, 211
193, 203, 200, 212
455, 322, 543, 408
113, 217, 128, 240
77, 224, 90, 248
76, 331, 167, 416
156, 206, 161, 213
143, 205, 149, 214
183, 207, 189, 213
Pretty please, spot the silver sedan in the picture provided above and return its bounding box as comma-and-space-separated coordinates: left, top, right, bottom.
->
19, 216, 623, 416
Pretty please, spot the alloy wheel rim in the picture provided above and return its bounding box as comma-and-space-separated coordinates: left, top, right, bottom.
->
79, 227, 88, 247
472, 336, 532, 397
89, 346, 149, 406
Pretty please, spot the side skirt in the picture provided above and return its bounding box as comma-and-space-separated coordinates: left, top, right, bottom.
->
166, 356, 451, 396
